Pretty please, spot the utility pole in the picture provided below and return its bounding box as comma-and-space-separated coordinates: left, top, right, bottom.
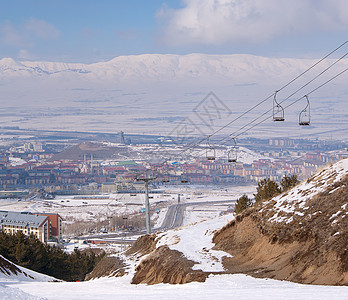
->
136, 171, 157, 235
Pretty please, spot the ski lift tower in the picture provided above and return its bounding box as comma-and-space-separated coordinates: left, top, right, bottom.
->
135, 170, 157, 234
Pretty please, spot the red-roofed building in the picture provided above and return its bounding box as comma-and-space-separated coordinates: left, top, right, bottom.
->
36, 213, 63, 240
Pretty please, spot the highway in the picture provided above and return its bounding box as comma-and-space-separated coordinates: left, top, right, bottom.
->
159, 199, 236, 230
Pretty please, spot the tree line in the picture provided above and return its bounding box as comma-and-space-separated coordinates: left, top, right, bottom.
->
0, 231, 104, 281
234, 174, 299, 214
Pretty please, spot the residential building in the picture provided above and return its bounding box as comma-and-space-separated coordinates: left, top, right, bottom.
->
0, 211, 49, 243
36, 213, 63, 240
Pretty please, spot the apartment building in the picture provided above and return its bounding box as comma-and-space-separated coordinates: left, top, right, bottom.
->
0, 211, 49, 243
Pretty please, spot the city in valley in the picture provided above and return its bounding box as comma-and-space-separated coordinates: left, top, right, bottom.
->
0, 127, 346, 250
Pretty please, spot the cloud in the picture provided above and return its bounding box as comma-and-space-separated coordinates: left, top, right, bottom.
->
24, 18, 60, 39
157, 0, 348, 46
0, 18, 60, 47
0, 20, 30, 47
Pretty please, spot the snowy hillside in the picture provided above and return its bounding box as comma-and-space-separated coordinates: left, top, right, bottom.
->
261, 158, 348, 224
2, 159, 348, 298
1, 53, 348, 137
0, 255, 57, 283
1, 54, 347, 83
213, 157, 348, 286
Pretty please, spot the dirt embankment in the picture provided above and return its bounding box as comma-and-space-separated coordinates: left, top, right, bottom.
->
127, 234, 208, 284
213, 176, 348, 285
126, 234, 157, 256
85, 256, 125, 280
132, 245, 208, 284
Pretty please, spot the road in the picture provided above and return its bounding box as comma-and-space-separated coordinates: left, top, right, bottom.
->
159, 199, 236, 230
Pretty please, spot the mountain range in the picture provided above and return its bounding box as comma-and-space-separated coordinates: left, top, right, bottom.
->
0, 54, 347, 137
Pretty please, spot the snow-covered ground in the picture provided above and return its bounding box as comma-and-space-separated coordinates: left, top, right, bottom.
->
2, 212, 348, 299
157, 214, 234, 272
262, 158, 348, 223
0, 185, 255, 224
2, 274, 347, 300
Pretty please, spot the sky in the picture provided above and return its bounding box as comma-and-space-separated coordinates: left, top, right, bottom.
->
0, 0, 348, 62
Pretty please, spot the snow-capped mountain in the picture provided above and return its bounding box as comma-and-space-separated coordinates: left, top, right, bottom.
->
1, 54, 346, 82
1, 53, 347, 137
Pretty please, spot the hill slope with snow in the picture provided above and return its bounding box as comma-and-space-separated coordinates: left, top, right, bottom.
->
214, 158, 348, 285
2, 158, 348, 297
2, 54, 340, 82
80, 158, 348, 286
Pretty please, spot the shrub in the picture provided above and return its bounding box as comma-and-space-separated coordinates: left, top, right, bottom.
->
234, 194, 253, 214
254, 178, 281, 202
281, 174, 299, 192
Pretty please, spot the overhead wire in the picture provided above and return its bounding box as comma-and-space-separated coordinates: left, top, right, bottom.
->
135, 40, 348, 178
216, 64, 348, 147
183, 55, 348, 160
162, 40, 348, 161
221, 51, 348, 142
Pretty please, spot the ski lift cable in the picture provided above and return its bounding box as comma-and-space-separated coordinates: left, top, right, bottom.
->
199, 40, 348, 138
163, 41, 348, 161
233, 65, 348, 140
138, 41, 348, 175
159, 59, 348, 169
220, 52, 348, 143
189, 65, 348, 160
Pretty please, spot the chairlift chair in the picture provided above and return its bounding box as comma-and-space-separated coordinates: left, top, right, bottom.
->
206, 136, 216, 161
228, 138, 238, 163
161, 162, 170, 183
273, 91, 285, 122
180, 174, 189, 183
162, 176, 170, 183
299, 95, 311, 126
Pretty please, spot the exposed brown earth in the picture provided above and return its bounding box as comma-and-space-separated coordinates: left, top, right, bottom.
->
88, 162, 348, 286
213, 175, 348, 285
126, 234, 157, 256
85, 256, 125, 280
131, 245, 208, 284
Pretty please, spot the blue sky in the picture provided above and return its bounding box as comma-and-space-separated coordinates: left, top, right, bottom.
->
1, 0, 348, 62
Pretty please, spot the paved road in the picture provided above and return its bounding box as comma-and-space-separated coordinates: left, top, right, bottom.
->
159, 199, 236, 230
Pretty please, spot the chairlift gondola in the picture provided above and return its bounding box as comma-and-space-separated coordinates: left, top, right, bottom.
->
299, 95, 311, 126
161, 162, 170, 183
206, 136, 216, 161
180, 174, 189, 183
227, 138, 238, 163
273, 90, 285, 122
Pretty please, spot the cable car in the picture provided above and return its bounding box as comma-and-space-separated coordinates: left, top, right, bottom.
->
180, 174, 189, 183
273, 90, 285, 121
161, 163, 170, 183
206, 136, 216, 161
299, 95, 310, 126
162, 176, 170, 183
227, 138, 238, 162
